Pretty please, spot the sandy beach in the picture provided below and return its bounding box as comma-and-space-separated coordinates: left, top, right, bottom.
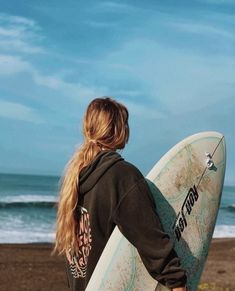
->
0, 238, 234, 291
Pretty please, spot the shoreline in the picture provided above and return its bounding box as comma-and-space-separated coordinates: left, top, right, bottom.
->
0, 238, 234, 291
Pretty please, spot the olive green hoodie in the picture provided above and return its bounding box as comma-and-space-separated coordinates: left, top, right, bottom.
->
65, 150, 186, 290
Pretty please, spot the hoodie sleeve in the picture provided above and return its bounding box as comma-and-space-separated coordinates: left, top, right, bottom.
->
112, 178, 187, 289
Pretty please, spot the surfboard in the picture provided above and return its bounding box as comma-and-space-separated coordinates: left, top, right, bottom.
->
86, 131, 226, 291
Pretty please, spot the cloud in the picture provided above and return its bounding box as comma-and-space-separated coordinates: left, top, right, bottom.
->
0, 100, 44, 123
85, 1, 138, 28
0, 53, 104, 102
0, 54, 31, 75
0, 14, 36, 27
95, 1, 135, 12
113, 90, 144, 98
119, 99, 166, 120
100, 1, 132, 10
167, 20, 234, 40
73, 57, 133, 73
0, 13, 44, 54
98, 34, 235, 117
0, 13, 108, 107
32, 71, 103, 101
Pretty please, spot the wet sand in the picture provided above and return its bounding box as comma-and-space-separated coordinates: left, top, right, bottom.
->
0, 238, 234, 291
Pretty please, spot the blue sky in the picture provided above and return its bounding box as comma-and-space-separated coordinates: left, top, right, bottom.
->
0, 0, 234, 184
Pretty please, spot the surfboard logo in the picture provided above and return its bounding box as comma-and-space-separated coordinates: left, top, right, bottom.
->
173, 185, 199, 241
66, 206, 92, 279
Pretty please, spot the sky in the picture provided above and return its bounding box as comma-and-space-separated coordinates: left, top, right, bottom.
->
0, 0, 234, 184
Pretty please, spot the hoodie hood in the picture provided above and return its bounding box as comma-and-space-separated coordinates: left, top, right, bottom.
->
79, 150, 123, 195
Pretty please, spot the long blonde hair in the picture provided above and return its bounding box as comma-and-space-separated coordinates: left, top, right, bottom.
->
52, 97, 129, 256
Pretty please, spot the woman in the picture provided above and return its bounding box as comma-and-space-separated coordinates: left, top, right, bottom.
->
53, 97, 187, 291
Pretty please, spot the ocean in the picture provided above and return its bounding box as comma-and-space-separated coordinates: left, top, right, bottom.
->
0, 173, 234, 243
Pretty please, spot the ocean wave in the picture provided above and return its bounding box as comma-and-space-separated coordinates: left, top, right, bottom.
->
0, 201, 58, 209
228, 204, 235, 211
213, 225, 235, 238
0, 229, 56, 243
220, 204, 235, 212
0, 194, 57, 203
1, 225, 234, 243
223, 185, 235, 193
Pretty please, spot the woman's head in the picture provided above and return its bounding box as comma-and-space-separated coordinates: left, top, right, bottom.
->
53, 97, 129, 256
83, 97, 129, 150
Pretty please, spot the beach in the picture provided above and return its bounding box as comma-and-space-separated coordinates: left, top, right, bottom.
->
0, 238, 234, 291
0, 174, 234, 290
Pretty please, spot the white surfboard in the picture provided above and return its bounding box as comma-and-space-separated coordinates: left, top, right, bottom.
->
86, 132, 226, 291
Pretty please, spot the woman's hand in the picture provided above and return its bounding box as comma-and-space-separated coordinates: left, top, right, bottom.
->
172, 287, 187, 291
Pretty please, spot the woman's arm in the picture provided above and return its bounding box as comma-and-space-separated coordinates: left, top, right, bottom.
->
113, 178, 187, 290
